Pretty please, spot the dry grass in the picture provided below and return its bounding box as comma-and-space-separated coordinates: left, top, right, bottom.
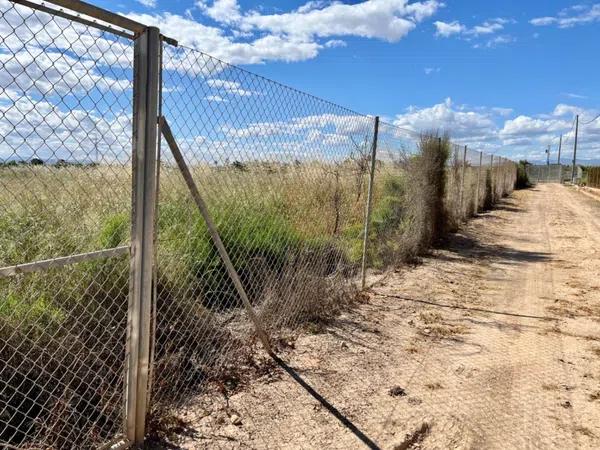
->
0, 150, 515, 447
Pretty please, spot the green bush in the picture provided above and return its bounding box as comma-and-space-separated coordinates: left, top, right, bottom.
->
515, 160, 531, 189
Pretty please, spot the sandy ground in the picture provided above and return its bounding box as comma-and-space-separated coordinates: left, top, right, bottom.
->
175, 184, 600, 449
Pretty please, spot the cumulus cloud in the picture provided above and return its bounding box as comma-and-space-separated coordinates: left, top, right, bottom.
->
500, 116, 570, 141
499, 106, 600, 159
126, 11, 322, 64
239, 0, 442, 42
393, 98, 500, 144
126, 1, 442, 64
530, 4, 600, 28
390, 99, 600, 160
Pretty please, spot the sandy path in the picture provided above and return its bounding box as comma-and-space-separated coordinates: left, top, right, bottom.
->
177, 184, 600, 449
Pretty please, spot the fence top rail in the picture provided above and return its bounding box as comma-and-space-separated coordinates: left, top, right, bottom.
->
9, 0, 178, 45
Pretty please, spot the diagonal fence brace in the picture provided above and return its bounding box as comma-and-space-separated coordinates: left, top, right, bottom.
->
159, 116, 274, 357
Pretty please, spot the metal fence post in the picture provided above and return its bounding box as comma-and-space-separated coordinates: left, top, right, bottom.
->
126, 26, 161, 446
459, 145, 467, 218
360, 116, 380, 290
475, 151, 482, 213
490, 154, 494, 202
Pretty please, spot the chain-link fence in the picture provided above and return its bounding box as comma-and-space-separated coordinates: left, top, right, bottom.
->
0, 1, 517, 448
588, 167, 600, 188
526, 164, 567, 184
0, 1, 133, 448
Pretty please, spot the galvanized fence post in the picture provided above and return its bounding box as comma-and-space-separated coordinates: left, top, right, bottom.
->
126, 26, 161, 446
459, 145, 467, 219
475, 151, 482, 213
360, 116, 380, 290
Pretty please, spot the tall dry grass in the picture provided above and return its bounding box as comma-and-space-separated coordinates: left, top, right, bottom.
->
0, 147, 516, 447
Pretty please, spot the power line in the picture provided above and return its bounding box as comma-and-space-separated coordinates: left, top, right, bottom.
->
562, 116, 577, 147
580, 113, 600, 126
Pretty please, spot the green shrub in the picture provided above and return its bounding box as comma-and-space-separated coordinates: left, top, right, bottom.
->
515, 160, 531, 189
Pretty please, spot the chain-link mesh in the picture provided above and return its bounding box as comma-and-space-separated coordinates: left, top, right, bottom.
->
152, 43, 375, 411
526, 164, 567, 184
0, 1, 132, 448
588, 167, 600, 188
1, 1, 519, 448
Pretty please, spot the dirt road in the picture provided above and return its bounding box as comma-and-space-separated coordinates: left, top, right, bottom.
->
179, 184, 600, 449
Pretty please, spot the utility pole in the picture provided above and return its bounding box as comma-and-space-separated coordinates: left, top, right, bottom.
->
546, 145, 550, 166
557, 134, 562, 164
571, 114, 579, 184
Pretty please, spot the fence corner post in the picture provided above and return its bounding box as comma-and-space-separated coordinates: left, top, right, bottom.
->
360, 116, 380, 290
125, 25, 161, 446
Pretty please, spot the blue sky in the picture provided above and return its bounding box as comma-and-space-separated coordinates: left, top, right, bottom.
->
1, 0, 599, 163
103, 0, 600, 161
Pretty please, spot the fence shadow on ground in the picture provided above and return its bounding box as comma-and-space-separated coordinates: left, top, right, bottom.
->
441, 233, 553, 265
375, 293, 559, 322
272, 356, 381, 450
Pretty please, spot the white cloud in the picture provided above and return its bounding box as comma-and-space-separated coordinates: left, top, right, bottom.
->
0, 92, 131, 162
469, 19, 507, 35
239, 0, 442, 42
490, 107, 513, 117
563, 92, 588, 99
127, 1, 442, 64
434, 20, 464, 37
204, 95, 228, 102
222, 113, 373, 139
552, 104, 586, 117
530, 4, 600, 28
499, 106, 600, 158
0, 46, 129, 96
434, 18, 514, 47
390, 99, 600, 160
393, 98, 499, 144
500, 115, 570, 140
126, 12, 321, 64
473, 34, 516, 49
295, 1, 330, 14
324, 39, 347, 48
135, 0, 157, 8
196, 0, 241, 24
206, 79, 255, 96
530, 17, 555, 26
